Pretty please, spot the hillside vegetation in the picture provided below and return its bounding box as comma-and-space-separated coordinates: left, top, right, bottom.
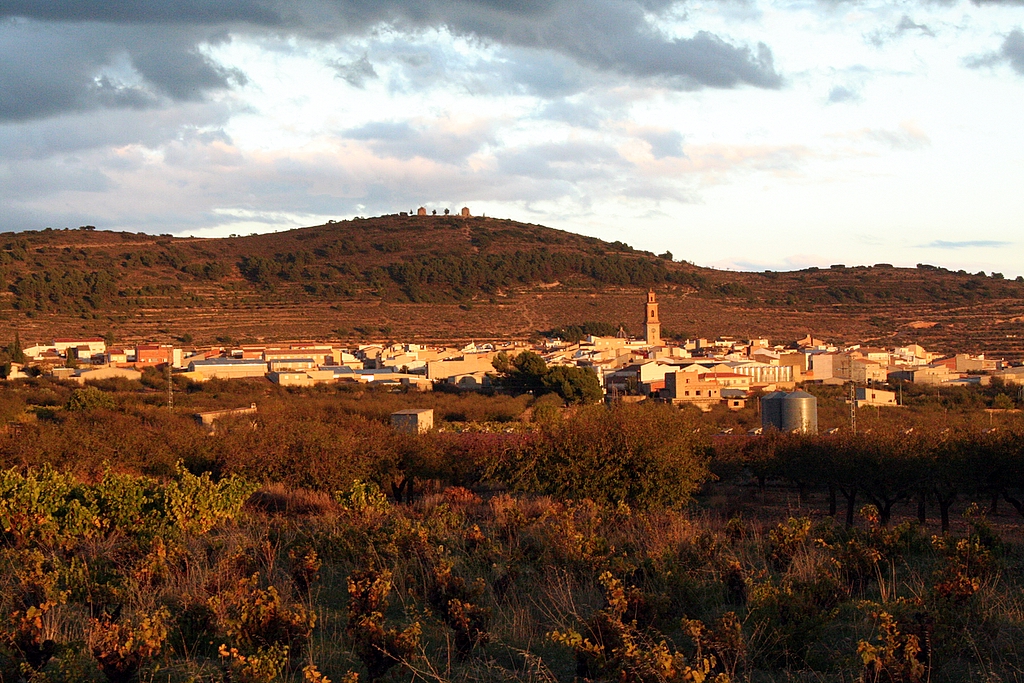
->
1, 217, 1022, 358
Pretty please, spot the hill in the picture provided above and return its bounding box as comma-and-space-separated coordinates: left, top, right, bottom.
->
1, 215, 1023, 359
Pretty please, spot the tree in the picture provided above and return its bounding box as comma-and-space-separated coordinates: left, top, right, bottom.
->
492, 402, 711, 509
6, 331, 25, 364
492, 351, 601, 404
66, 387, 115, 412
542, 366, 602, 404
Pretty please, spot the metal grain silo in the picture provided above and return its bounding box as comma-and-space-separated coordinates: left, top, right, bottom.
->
780, 390, 818, 434
760, 391, 785, 432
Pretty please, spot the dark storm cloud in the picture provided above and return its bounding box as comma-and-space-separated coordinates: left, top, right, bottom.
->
966, 29, 1024, 75
0, 22, 245, 121
0, 1, 282, 25
362, 0, 782, 89
1, 0, 782, 124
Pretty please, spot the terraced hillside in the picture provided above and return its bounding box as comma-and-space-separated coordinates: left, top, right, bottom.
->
1, 215, 1022, 359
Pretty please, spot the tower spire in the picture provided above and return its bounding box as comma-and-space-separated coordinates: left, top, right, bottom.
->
644, 289, 661, 346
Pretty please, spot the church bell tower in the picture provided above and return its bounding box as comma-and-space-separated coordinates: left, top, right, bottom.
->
644, 290, 661, 346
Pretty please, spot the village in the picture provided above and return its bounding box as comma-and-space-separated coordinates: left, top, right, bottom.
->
4, 291, 1021, 415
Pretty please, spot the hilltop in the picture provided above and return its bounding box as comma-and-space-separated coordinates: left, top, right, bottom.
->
1, 214, 1023, 359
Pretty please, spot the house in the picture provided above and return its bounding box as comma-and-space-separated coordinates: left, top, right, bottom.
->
267, 358, 317, 372
23, 344, 56, 361
721, 388, 747, 411
187, 358, 268, 380
107, 348, 130, 364
135, 344, 174, 367
54, 337, 106, 358
851, 358, 887, 384
73, 366, 143, 385
856, 387, 898, 407
888, 365, 953, 385
268, 369, 335, 387
426, 353, 496, 380
663, 372, 721, 410
698, 371, 751, 390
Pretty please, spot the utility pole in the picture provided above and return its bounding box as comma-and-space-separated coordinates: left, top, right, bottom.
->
166, 364, 173, 409
849, 381, 857, 434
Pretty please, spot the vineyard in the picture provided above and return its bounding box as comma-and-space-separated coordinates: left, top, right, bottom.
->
1, 378, 1024, 681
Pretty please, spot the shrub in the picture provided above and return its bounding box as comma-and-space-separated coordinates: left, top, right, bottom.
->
346, 568, 420, 682
88, 608, 169, 683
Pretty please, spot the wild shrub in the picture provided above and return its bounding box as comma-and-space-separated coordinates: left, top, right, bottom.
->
682, 612, 747, 680
426, 561, 491, 659
857, 610, 926, 683
345, 568, 420, 682
549, 572, 726, 683
747, 564, 843, 667
88, 607, 169, 683
766, 517, 812, 571
288, 544, 322, 597
210, 571, 315, 656
219, 642, 290, 683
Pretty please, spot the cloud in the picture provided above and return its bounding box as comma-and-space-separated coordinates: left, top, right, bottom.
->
0, 22, 245, 122
923, 240, 1012, 249
343, 119, 495, 164
966, 30, 1024, 75
846, 122, 930, 151
895, 16, 935, 38
0, 0, 281, 25
638, 129, 686, 159
827, 85, 860, 103
867, 15, 935, 47
330, 53, 378, 87
0, 0, 783, 125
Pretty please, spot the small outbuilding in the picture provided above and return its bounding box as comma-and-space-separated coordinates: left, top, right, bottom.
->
391, 408, 434, 434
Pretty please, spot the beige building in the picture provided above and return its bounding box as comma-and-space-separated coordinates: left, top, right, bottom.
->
851, 359, 888, 384
73, 366, 143, 385
663, 372, 721, 410
54, 337, 106, 358
856, 387, 898, 407
426, 352, 496, 380
187, 358, 268, 380
391, 408, 434, 434
268, 369, 336, 386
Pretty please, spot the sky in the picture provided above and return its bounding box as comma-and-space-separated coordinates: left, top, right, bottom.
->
1, 0, 1022, 276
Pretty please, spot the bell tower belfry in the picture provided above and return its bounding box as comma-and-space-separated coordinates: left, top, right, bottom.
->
644, 289, 661, 346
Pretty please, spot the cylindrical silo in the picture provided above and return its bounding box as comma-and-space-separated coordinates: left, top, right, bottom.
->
780, 390, 818, 434
760, 391, 785, 432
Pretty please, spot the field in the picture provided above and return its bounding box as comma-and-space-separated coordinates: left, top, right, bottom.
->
1, 217, 1023, 359
3, 378, 1024, 682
